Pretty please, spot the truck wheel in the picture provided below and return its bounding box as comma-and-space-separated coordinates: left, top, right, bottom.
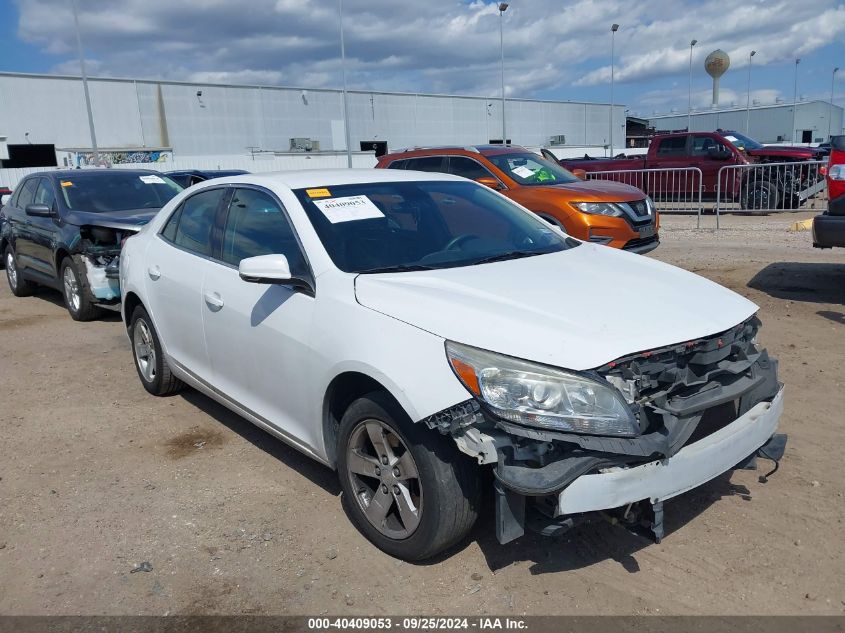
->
4, 245, 36, 297
129, 305, 184, 396
60, 256, 102, 321
337, 391, 480, 561
741, 181, 778, 212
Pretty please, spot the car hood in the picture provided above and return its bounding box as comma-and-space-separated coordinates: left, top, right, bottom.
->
64, 208, 159, 232
354, 244, 758, 371
747, 146, 821, 158
533, 179, 645, 201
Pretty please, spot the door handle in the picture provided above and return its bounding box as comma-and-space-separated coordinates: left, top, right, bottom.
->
147, 266, 161, 280
203, 291, 224, 310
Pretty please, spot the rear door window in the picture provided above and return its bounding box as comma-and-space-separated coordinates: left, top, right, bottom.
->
655, 136, 688, 156
172, 188, 227, 257
404, 156, 447, 173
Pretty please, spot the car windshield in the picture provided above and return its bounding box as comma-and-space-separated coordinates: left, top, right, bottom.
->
59, 173, 183, 212
485, 152, 580, 186
722, 131, 764, 150
294, 180, 576, 274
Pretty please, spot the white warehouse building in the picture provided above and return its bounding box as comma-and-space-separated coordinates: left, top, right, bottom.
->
648, 101, 843, 144
0, 71, 625, 162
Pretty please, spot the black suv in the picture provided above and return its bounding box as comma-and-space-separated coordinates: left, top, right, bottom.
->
1, 169, 182, 320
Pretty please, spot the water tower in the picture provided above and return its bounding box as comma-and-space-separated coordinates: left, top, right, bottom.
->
704, 49, 730, 107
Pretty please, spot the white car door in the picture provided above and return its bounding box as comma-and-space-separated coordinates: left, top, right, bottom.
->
200, 187, 319, 448
144, 186, 228, 383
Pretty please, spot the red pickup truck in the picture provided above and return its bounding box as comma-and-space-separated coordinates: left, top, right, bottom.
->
556, 131, 823, 210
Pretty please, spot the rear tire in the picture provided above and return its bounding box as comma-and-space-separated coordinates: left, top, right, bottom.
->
337, 391, 480, 561
129, 305, 184, 396
4, 245, 36, 297
60, 256, 102, 321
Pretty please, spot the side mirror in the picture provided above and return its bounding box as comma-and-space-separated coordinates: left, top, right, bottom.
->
25, 203, 55, 217
475, 176, 504, 190
707, 147, 732, 161
239, 254, 313, 294
239, 254, 292, 283
572, 169, 587, 180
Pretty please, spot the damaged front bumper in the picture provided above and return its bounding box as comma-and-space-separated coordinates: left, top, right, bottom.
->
423, 317, 787, 545
70, 224, 132, 304
82, 253, 121, 302
557, 386, 783, 515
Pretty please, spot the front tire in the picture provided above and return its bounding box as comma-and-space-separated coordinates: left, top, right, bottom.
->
4, 245, 36, 297
741, 180, 778, 212
129, 305, 184, 396
60, 256, 102, 321
337, 391, 480, 561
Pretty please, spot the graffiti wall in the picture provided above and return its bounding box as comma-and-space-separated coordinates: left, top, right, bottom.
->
68, 149, 173, 167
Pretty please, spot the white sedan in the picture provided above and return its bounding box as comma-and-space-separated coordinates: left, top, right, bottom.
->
120, 169, 785, 560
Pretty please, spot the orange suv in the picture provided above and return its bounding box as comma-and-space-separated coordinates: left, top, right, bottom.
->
376, 145, 659, 254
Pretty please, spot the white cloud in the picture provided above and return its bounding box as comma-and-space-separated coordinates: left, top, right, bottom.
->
12, 0, 845, 114
575, 2, 845, 87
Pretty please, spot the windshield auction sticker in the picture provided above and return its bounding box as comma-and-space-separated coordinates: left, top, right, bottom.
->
512, 165, 535, 178
139, 175, 166, 185
312, 195, 385, 224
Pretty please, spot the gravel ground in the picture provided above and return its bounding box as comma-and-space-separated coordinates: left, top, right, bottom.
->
1, 210, 844, 615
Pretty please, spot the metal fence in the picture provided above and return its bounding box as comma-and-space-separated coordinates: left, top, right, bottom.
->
714, 160, 828, 226
585, 167, 705, 224
584, 161, 829, 228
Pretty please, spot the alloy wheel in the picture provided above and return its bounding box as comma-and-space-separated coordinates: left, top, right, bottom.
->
346, 419, 422, 539
133, 319, 157, 383
6, 252, 17, 289
62, 265, 81, 313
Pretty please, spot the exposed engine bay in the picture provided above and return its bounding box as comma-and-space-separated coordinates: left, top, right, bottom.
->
70, 224, 137, 303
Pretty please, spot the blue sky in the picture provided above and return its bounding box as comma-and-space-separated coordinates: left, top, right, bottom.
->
1, 0, 843, 120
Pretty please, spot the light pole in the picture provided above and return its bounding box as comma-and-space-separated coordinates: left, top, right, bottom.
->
830, 67, 840, 141
791, 57, 800, 144
745, 50, 756, 134
609, 23, 619, 157
498, 3, 508, 145
339, 0, 352, 168
71, 0, 99, 164
687, 39, 697, 131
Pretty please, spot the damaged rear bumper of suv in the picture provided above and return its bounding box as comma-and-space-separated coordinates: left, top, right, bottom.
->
422, 316, 786, 544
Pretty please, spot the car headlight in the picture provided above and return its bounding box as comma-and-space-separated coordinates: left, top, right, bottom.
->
445, 341, 639, 437
572, 201, 625, 217
830, 164, 845, 181
645, 196, 656, 215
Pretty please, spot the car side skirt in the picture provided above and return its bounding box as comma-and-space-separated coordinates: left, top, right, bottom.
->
168, 357, 332, 468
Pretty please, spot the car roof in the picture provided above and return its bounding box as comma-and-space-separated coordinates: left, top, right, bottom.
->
165, 169, 249, 177
36, 169, 164, 180
385, 144, 530, 158
204, 168, 468, 190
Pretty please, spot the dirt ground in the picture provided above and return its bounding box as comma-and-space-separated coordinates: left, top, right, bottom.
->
1, 210, 844, 616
